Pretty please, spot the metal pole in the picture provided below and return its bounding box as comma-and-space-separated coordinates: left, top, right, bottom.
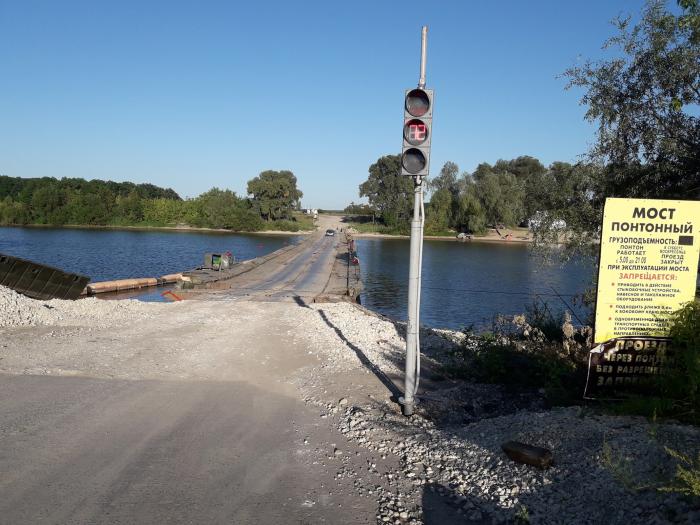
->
401, 26, 428, 417
418, 26, 427, 89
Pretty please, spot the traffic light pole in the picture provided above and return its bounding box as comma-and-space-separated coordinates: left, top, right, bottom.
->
401, 26, 428, 417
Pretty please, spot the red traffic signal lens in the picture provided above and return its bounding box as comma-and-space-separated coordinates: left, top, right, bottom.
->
403, 119, 429, 146
405, 89, 430, 117
402, 148, 427, 174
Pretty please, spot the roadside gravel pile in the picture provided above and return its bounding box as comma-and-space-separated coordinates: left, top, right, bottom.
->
0, 285, 164, 328
295, 301, 700, 525
291, 302, 462, 377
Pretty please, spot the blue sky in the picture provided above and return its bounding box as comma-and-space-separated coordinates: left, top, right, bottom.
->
0, 0, 648, 209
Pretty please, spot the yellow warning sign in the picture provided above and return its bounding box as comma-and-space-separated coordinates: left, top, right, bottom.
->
595, 198, 700, 343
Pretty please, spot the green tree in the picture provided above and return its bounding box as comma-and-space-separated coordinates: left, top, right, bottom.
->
0, 196, 29, 225
115, 190, 144, 224
530, 162, 602, 258
429, 161, 459, 195
454, 183, 487, 234
142, 198, 188, 225
492, 156, 547, 218
247, 170, 303, 221
425, 188, 452, 233
30, 183, 66, 224
564, 0, 700, 200
475, 171, 525, 227
359, 155, 413, 228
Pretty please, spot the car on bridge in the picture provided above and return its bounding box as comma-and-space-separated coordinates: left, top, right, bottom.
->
325, 229, 335, 236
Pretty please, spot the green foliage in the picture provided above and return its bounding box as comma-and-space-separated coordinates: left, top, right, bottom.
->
565, 0, 700, 199
660, 447, 700, 497
467, 340, 578, 401
344, 221, 409, 236
428, 161, 459, 195
247, 170, 303, 221
454, 184, 487, 234
343, 202, 374, 216
514, 505, 530, 524
601, 437, 645, 491
524, 301, 565, 343
359, 155, 414, 228
0, 196, 30, 225
662, 301, 700, 421
0, 174, 180, 226
0, 172, 309, 233
425, 188, 452, 233
359, 156, 567, 236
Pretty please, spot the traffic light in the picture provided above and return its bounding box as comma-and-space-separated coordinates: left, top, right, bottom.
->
401, 88, 433, 177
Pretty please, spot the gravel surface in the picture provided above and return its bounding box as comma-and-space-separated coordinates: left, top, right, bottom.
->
290, 302, 700, 525
0, 284, 164, 328
2, 289, 699, 524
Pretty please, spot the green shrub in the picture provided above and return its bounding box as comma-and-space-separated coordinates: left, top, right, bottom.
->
446, 336, 582, 405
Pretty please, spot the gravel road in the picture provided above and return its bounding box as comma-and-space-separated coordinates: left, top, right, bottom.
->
1, 286, 698, 524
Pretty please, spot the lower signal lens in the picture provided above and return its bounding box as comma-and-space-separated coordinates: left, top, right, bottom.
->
402, 148, 427, 174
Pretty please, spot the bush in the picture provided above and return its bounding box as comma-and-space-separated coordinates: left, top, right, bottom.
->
469, 340, 580, 404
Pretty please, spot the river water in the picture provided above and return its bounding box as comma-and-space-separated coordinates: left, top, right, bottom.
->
0, 227, 593, 329
0, 227, 302, 282
356, 238, 593, 330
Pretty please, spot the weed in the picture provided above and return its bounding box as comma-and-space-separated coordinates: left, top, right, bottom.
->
600, 436, 649, 492
659, 447, 700, 497
514, 504, 530, 523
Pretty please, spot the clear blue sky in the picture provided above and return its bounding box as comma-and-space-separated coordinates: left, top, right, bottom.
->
0, 0, 647, 209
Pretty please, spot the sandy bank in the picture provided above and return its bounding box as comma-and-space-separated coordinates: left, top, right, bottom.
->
352, 229, 533, 244
4, 223, 313, 235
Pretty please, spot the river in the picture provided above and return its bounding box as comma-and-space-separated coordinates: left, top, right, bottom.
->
356, 237, 593, 330
0, 227, 593, 329
0, 226, 302, 282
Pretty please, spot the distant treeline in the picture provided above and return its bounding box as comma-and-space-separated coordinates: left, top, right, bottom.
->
0, 170, 306, 231
356, 155, 592, 235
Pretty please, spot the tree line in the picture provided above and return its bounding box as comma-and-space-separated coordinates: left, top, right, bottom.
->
0, 170, 304, 231
357, 154, 594, 235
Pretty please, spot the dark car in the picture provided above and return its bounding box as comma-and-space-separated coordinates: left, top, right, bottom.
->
325, 229, 335, 236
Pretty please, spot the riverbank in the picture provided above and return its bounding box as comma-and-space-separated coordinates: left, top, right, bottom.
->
2, 223, 314, 235
351, 227, 533, 244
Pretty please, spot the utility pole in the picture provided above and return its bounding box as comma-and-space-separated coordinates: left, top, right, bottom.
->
399, 26, 432, 417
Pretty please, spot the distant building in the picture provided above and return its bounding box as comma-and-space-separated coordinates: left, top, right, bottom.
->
527, 211, 567, 230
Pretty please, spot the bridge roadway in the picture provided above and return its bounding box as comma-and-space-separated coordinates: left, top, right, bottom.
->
185, 214, 346, 303
229, 227, 340, 301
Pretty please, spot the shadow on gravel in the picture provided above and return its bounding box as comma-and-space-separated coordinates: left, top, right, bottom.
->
315, 308, 402, 400
422, 483, 495, 524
